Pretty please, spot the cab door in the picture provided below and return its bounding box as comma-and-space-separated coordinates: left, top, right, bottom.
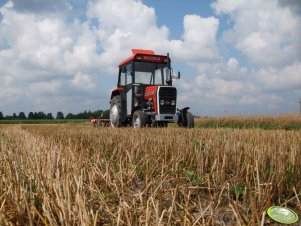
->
118, 63, 133, 120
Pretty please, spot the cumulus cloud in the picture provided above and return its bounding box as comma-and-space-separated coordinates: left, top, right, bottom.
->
170, 15, 220, 63
87, 0, 157, 33
227, 57, 239, 70
254, 63, 301, 91
190, 0, 301, 114
278, 0, 301, 14
176, 57, 252, 114
212, 0, 301, 67
87, 0, 170, 66
0, 1, 103, 114
176, 45, 300, 115
0, 7, 72, 81
71, 73, 95, 90
86, 0, 221, 69
10, 0, 69, 13
29, 80, 62, 94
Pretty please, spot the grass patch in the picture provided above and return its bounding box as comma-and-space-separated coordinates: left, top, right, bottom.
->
0, 119, 88, 124
195, 114, 301, 130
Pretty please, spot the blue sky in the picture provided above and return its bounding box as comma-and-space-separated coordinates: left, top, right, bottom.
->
0, 0, 301, 116
144, 0, 213, 37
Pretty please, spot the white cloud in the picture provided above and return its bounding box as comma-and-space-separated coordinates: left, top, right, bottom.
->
63, 22, 101, 72
0, 3, 105, 114
10, 0, 69, 13
213, 0, 301, 67
87, 0, 170, 65
254, 63, 301, 91
29, 80, 62, 94
87, 0, 156, 33
87, 0, 220, 68
71, 72, 95, 90
170, 15, 220, 63
227, 57, 239, 70
1, 1, 13, 9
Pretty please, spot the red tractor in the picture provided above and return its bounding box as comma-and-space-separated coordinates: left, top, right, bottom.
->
109, 49, 194, 128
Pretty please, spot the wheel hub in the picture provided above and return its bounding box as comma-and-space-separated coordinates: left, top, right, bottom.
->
110, 105, 119, 127
133, 117, 141, 128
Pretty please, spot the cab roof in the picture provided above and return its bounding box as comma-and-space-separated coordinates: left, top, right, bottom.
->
118, 49, 169, 67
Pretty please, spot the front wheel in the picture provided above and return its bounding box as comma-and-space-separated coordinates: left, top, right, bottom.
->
132, 110, 146, 128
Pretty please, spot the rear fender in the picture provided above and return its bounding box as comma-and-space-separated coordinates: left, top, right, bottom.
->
110, 87, 124, 100
177, 107, 190, 126
178, 107, 190, 113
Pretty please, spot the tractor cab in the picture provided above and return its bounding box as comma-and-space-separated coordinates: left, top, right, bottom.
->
109, 49, 194, 128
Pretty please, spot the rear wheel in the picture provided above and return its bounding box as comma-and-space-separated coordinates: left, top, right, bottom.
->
178, 111, 194, 128
186, 111, 194, 128
110, 95, 122, 127
132, 110, 146, 128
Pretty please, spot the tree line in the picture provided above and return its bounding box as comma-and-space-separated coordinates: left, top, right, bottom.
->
0, 110, 110, 120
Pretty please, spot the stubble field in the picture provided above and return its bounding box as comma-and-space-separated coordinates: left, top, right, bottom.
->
0, 120, 300, 225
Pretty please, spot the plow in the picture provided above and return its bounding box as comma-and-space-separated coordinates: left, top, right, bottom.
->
90, 117, 110, 127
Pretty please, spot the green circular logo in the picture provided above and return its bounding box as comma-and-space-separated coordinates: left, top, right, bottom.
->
267, 206, 299, 224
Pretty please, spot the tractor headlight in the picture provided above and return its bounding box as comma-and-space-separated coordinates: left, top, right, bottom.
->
160, 100, 165, 105
171, 100, 176, 106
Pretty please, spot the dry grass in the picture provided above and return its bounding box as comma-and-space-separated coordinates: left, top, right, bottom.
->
195, 114, 301, 130
0, 124, 300, 225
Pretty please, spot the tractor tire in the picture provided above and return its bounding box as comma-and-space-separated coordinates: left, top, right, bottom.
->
186, 111, 194, 128
132, 110, 146, 128
110, 95, 122, 127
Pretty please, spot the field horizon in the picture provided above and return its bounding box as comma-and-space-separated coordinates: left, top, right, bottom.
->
1, 114, 301, 130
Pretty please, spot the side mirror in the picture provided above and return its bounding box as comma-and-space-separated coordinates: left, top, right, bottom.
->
172, 71, 181, 79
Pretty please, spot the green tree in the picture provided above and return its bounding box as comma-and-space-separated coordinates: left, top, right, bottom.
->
18, 112, 27, 119
56, 111, 64, 119
33, 112, 39, 119
13, 113, 18, 119
93, 110, 103, 118
46, 113, 53, 119
66, 113, 75, 119
0, 111, 3, 120
102, 109, 110, 118
38, 112, 47, 119
28, 112, 34, 119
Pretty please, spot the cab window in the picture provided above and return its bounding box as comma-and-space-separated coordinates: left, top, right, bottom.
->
119, 63, 132, 86
134, 62, 166, 85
